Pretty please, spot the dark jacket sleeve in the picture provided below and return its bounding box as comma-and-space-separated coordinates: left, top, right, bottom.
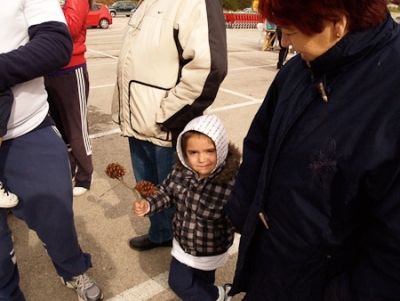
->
0, 21, 72, 91
225, 83, 278, 233
0, 89, 14, 137
352, 161, 400, 297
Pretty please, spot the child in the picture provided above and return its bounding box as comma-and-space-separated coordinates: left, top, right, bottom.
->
0, 89, 18, 208
133, 114, 241, 301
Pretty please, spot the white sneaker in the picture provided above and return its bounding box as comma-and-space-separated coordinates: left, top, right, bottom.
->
0, 182, 18, 208
61, 273, 103, 301
73, 187, 88, 197
217, 286, 225, 301
223, 284, 232, 301
217, 284, 232, 301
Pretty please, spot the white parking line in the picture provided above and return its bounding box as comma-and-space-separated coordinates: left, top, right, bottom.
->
87, 48, 119, 59
89, 128, 121, 139
88, 91, 261, 141
219, 88, 262, 102
88, 86, 262, 141
106, 272, 170, 301
90, 83, 115, 89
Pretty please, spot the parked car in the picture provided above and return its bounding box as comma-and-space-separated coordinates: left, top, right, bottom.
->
108, 1, 137, 17
87, 3, 112, 29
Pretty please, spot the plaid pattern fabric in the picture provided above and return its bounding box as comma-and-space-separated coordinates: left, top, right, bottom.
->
146, 146, 240, 256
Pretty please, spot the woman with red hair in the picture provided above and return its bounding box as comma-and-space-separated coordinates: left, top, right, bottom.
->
225, 0, 400, 300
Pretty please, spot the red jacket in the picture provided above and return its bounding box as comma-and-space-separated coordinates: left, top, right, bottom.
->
61, 0, 89, 69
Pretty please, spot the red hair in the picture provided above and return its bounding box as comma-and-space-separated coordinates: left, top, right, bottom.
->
258, 0, 389, 35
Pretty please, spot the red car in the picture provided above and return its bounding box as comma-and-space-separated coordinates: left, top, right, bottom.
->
87, 3, 113, 29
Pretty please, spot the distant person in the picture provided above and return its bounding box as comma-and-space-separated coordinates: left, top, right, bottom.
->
0, 1, 103, 300
112, 0, 228, 251
276, 27, 288, 69
134, 114, 240, 301
225, 0, 400, 299
264, 20, 277, 50
45, 0, 94, 197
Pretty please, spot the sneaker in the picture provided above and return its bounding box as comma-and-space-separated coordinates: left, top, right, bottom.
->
216, 286, 225, 301
61, 273, 103, 301
73, 186, 88, 197
0, 182, 18, 208
223, 283, 233, 301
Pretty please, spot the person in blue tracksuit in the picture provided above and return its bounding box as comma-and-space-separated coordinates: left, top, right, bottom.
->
0, 1, 102, 300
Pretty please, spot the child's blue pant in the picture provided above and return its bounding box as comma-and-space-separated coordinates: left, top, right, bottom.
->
168, 256, 219, 301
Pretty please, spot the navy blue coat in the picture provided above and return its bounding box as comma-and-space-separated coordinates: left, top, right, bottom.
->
226, 13, 400, 301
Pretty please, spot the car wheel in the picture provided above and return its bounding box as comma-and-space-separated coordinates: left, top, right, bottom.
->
99, 19, 109, 29
110, 11, 116, 17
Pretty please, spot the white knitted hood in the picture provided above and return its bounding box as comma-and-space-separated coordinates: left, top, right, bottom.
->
176, 114, 228, 176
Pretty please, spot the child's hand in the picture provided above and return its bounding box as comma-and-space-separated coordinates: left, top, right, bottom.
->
133, 199, 149, 217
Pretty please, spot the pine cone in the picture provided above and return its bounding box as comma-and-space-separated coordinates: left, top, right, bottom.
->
135, 180, 157, 196
105, 163, 126, 179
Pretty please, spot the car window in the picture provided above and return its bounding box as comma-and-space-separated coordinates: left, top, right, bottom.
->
90, 4, 100, 11
127, 2, 136, 9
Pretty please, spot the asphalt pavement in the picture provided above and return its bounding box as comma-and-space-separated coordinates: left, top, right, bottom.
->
8, 16, 293, 301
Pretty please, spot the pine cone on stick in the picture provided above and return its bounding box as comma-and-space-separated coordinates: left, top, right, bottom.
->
103, 162, 134, 197
135, 180, 157, 196
104, 163, 157, 198
105, 163, 126, 179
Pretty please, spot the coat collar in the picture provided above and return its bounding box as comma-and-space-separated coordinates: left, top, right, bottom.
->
309, 13, 400, 77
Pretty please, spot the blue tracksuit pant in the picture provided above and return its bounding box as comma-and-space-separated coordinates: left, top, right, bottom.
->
0, 125, 92, 301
